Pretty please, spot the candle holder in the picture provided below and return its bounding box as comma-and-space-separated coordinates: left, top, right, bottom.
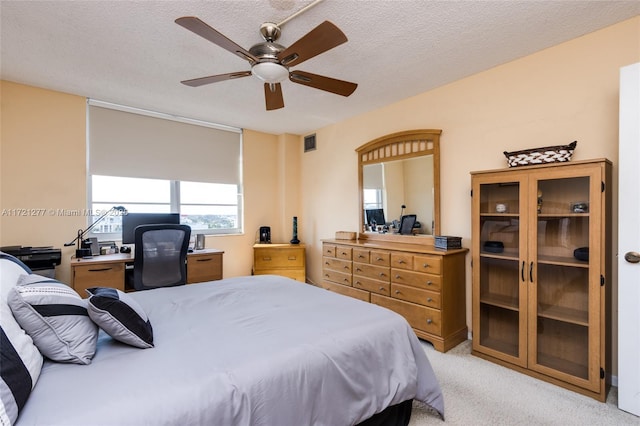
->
290, 216, 300, 245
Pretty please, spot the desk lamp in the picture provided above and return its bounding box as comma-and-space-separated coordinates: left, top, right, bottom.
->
64, 206, 127, 258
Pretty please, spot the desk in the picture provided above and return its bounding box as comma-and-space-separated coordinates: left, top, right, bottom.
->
70, 248, 224, 296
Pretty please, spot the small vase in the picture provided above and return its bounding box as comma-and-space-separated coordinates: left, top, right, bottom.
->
290, 216, 300, 245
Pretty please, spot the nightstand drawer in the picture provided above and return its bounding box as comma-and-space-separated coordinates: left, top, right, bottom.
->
254, 248, 304, 268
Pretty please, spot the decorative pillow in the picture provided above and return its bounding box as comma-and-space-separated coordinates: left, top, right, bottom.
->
8, 274, 98, 365
0, 253, 42, 426
86, 287, 154, 349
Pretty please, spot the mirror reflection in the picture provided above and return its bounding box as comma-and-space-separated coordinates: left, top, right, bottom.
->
357, 129, 441, 241
363, 155, 434, 235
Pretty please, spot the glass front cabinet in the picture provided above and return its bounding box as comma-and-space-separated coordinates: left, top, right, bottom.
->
471, 159, 611, 401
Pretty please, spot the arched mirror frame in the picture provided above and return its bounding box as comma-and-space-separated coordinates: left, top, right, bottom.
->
357, 129, 441, 245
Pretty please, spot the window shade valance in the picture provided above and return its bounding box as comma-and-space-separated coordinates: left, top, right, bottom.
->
88, 103, 242, 185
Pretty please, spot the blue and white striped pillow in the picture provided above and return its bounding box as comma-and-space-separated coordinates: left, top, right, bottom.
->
8, 275, 98, 365
1, 252, 42, 426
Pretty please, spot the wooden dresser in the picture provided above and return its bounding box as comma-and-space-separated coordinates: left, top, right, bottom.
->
321, 239, 467, 352
253, 243, 306, 282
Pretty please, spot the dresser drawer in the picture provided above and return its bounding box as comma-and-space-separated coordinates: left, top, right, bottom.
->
323, 269, 352, 286
353, 263, 390, 282
391, 283, 441, 309
413, 254, 442, 275
323, 257, 352, 274
323, 244, 337, 257
370, 250, 390, 266
352, 248, 370, 263
391, 252, 414, 270
321, 280, 370, 302
73, 262, 125, 295
371, 294, 442, 336
353, 276, 390, 296
335, 246, 353, 260
391, 269, 441, 291
254, 247, 305, 269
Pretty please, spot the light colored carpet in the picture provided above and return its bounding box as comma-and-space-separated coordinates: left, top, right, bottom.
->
409, 340, 640, 425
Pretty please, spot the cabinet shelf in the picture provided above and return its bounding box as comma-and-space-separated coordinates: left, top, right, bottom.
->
480, 293, 519, 311
537, 254, 589, 268
536, 352, 588, 380
537, 304, 588, 326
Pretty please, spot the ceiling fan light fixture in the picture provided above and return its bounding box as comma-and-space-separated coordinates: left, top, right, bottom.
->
252, 62, 289, 83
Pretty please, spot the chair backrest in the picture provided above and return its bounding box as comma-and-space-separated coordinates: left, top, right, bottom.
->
133, 224, 191, 291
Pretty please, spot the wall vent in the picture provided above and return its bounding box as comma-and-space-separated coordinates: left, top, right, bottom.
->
304, 134, 316, 152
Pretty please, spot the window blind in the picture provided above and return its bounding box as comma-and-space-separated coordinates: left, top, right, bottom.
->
88, 103, 242, 184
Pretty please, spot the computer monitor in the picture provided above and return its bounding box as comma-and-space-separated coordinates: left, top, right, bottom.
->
365, 208, 386, 226
121, 212, 181, 244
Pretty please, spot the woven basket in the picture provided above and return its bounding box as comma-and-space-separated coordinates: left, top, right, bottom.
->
504, 141, 577, 167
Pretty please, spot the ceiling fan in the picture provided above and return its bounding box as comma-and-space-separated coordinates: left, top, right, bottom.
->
175, 16, 357, 110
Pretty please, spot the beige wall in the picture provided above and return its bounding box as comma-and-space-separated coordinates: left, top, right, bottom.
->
301, 17, 640, 376
0, 84, 298, 282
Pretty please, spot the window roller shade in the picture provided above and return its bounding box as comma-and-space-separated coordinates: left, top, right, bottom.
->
89, 105, 241, 184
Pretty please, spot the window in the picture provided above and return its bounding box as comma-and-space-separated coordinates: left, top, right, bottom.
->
363, 188, 383, 210
87, 101, 243, 240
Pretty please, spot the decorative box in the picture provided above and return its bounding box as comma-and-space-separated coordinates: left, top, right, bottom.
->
504, 141, 577, 167
434, 236, 462, 250
335, 231, 357, 240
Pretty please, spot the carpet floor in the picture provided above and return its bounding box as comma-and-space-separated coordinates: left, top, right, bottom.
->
409, 340, 639, 425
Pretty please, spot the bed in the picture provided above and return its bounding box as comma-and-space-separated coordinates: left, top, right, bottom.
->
1, 252, 444, 425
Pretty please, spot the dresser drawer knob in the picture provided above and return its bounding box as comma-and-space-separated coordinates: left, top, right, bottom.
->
344, 278, 349, 283
423, 263, 429, 268
263, 257, 272, 261
379, 273, 386, 277
376, 257, 383, 261
344, 266, 350, 270
356, 268, 362, 272
426, 281, 432, 286
398, 260, 406, 264
427, 297, 433, 302
395, 274, 401, 279
426, 319, 433, 325
395, 290, 401, 295
358, 254, 365, 258
379, 287, 385, 291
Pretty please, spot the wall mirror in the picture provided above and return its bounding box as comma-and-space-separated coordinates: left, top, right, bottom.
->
357, 130, 441, 243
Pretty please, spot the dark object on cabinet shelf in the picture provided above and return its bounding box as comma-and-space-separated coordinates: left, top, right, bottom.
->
483, 241, 504, 253
574, 247, 589, 261
133, 224, 191, 291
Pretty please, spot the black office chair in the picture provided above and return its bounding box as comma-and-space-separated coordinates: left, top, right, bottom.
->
133, 224, 191, 291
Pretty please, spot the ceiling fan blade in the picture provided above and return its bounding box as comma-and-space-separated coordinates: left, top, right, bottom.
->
277, 21, 347, 67
176, 17, 258, 63
289, 71, 357, 97
181, 71, 252, 87
264, 83, 284, 110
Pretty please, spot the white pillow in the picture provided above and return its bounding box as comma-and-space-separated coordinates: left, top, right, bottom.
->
8, 274, 98, 365
86, 287, 154, 349
0, 253, 42, 426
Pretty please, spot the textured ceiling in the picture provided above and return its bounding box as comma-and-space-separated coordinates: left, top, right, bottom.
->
1, 1, 638, 135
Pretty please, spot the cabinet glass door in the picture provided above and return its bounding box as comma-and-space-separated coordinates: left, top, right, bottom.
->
529, 172, 598, 388
475, 178, 527, 366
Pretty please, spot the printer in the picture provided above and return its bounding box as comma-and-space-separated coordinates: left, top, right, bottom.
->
1, 246, 62, 278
